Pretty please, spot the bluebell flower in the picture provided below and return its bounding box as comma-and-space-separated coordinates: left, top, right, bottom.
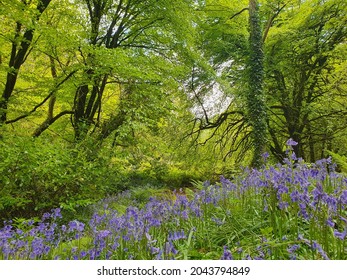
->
326, 218, 335, 228
111, 240, 120, 250
278, 201, 289, 210
277, 184, 289, 195
51, 208, 62, 220
286, 138, 298, 146
165, 241, 178, 257
287, 244, 300, 254
283, 157, 291, 165
312, 241, 329, 260
61, 225, 67, 232
203, 180, 211, 187
221, 246, 233, 260
42, 212, 51, 221
211, 216, 225, 226
340, 190, 347, 205
150, 246, 160, 255
181, 210, 189, 219
324, 195, 337, 212
220, 176, 235, 190
97, 230, 111, 239
168, 230, 186, 241
298, 203, 310, 220
290, 190, 300, 202
155, 249, 163, 260
334, 228, 347, 240
291, 151, 297, 161
31, 237, 44, 258
262, 152, 270, 161
68, 220, 85, 232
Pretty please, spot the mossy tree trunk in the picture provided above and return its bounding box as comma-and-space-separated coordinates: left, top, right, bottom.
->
247, 0, 268, 167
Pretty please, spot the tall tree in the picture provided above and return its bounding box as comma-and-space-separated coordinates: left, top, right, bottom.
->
247, 0, 267, 166
188, 0, 347, 164
187, 0, 268, 166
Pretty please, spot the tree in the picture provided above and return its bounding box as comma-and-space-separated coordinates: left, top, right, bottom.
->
247, 0, 267, 166
0, 0, 52, 123
0, 0, 197, 143
188, 0, 347, 164
187, 0, 268, 166
70, 0, 196, 140
265, 0, 347, 160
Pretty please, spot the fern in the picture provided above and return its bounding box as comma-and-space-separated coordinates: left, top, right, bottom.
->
326, 150, 347, 173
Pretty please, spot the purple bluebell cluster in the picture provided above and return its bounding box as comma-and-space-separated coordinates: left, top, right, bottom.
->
1, 147, 347, 259
221, 246, 233, 260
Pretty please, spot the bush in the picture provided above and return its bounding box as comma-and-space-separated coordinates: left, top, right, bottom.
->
0, 136, 116, 222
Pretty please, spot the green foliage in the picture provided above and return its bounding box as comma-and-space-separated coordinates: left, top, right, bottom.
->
264, 0, 347, 161
186, 0, 347, 164
0, 135, 122, 221
326, 151, 347, 173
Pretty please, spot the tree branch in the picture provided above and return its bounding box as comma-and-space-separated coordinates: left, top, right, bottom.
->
32, 110, 74, 137
229, 7, 249, 21
5, 70, 77, 124
262, 4, 287, 43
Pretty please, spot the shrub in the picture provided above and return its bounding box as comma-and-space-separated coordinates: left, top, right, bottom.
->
0, 136, 113, 221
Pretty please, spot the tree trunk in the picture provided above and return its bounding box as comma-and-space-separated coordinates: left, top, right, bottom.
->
33, 57, 57, 137
73, 71, 107, 140
0, 0, 52, 123
247, 0, 268, 167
